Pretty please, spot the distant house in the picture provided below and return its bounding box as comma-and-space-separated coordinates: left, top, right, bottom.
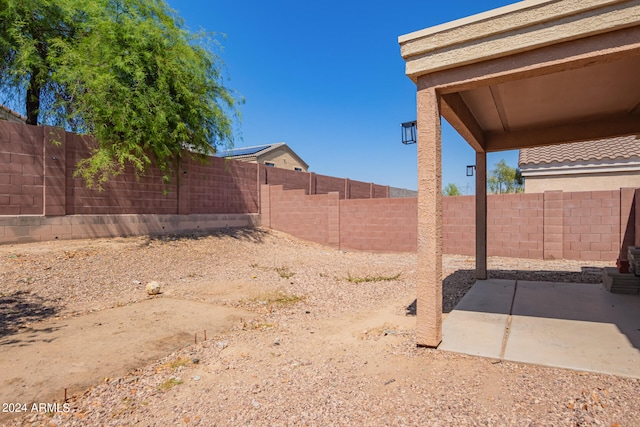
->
0, 105, 27, 124
519, 135, 640, 193
216, 142, 309, 172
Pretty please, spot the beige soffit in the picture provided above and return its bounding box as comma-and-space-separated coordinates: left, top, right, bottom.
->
398, 0, 640, 82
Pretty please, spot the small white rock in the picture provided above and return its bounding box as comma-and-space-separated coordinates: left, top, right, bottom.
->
145, 281, 161, 295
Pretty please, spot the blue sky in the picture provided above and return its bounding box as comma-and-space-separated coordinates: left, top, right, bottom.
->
168, 0, 520, 192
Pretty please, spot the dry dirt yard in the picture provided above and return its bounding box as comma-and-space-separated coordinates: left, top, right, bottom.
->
0, 228, 638, 426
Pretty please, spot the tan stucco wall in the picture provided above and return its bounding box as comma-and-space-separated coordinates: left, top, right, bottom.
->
260, 147, 308, 172
525, 171, 640, 193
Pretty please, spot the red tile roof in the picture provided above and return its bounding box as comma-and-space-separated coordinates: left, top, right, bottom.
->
519, 135, 640, 166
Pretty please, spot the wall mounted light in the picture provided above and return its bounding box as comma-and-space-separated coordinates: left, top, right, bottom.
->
466, 165, 476, 176
401, 121, 417, 145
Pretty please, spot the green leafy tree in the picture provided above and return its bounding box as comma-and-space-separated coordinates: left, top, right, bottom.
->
1, 0, 240, 188
443, 183, 462, 196
0, 0, 78, 125
488, 159, 524, 194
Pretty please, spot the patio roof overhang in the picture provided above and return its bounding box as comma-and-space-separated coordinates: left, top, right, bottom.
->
400, 0, 640, 153
399, 0, 640, 347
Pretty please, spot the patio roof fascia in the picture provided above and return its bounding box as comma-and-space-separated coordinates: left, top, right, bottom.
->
399, 0, 639, 83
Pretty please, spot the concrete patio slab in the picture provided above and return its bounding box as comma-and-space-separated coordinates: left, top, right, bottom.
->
439, 279, 514, 358
504, 281, 640, 378
440, 279, 640, 379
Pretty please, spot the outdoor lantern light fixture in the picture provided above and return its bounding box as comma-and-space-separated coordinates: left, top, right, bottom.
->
401, 120, 417, 145
466, 165, 476, 176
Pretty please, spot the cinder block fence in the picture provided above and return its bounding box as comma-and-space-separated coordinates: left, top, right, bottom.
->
261, 184, 638, 261
442, 189, 638, 262
260, 185, 418, 252
1, 120, 637, 262
0, 121, 390, 244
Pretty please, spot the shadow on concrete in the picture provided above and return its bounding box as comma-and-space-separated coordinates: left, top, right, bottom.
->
441, 270, 640, 353
405, 266, 606, 316
435, 267, 640, 377
0, 291, 60, 339
488, 266, 604, 284
509, 280, 640, 350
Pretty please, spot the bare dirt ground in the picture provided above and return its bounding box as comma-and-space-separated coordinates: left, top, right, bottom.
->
1, 228, 638, 426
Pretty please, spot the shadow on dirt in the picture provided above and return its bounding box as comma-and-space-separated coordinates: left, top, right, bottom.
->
0, 291, 60, 339
145, 226, 270, 244
405, 267, 604, 315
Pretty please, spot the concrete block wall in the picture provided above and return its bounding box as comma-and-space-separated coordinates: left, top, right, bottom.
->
263, 165, 309, 191
340, 197, 417, 252
348, 180, 371, 199
316, 174, 347, 199
262, 185, 339, 247
0, 122, 44, 215
262, 184, 636, 260
443, 195, 475, 256
618, 188, 635, 260
543, 191, 564, 259
1, 121, 636, 258
65, 131, 179, 215
262, 185, 416, 252
488, 193, 544, 259
1, 121, 389, 217
372, 184, 390, 198
186, 156, 259, 214
442, 190, 633, 261
0, 213, 259, 244
562, 190, 623, 261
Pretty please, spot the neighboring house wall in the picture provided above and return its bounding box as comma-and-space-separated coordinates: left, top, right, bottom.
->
525, 170, 640, 193
259, 146, 308, 172
219, 143, 309, 172
520, 136, 640, 193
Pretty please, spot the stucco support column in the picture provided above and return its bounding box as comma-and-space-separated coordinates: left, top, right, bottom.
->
416, 85, 442, 348
475, 151, 487, 279
636, 189, 640, 248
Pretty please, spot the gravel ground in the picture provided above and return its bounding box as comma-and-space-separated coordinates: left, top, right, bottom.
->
1, 228, 638, 426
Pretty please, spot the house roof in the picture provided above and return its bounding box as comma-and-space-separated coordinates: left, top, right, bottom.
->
216, 142, 309, 169
0, 105, 27, 123
519, 135, 640, 166
216, 143, 283, 158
